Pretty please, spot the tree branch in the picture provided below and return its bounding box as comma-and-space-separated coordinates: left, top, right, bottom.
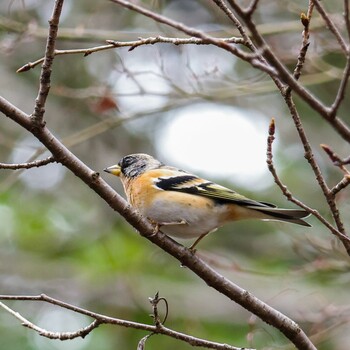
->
0, 294, 249, 350
244, 0, 260, 17
110, 0, 277, 76
266, 118, 350, 252
0, 95, 317, 350
31, 0, 64, 126
16, 35, 244, 73
313, 0, 349, 54
225, 0, 350, 143
0, 156, 56, 170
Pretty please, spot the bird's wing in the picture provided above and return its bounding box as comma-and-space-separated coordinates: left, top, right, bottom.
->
155, 174, 275, 208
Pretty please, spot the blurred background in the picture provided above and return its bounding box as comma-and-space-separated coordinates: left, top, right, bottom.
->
1, 0, 350, 349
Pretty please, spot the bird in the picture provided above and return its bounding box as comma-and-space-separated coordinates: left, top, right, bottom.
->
104, 153, 311, 250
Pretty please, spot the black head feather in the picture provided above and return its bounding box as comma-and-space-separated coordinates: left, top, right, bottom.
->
118, 153, 162, 178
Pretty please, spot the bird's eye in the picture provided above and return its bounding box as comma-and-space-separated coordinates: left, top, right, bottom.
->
120, 156, 135, 169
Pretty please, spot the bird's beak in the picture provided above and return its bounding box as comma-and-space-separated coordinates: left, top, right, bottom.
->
103, 164, 121, 176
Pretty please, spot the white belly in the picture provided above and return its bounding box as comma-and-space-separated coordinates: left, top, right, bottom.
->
140, 192, 225, 239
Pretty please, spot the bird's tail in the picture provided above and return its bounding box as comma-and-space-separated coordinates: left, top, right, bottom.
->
249, 206, 311, 227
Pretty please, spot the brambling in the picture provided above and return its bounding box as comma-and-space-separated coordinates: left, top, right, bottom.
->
104, 153, 310, 249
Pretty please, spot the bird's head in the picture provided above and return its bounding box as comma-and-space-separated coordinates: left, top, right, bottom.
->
104, 153, 162, 178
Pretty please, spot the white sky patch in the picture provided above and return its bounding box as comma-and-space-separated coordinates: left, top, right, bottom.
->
10, 137, 65, 191
156, 104, 275, 189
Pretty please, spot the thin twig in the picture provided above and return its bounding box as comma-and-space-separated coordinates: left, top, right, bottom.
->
110, 0, 277, 76
285, 3, 314, 96
0, 156, 55, 170
225, 0, 350, 143
337, 155, 350, 166
330, 175, 350, 197
0, 301, 101, 340
266, 117, 350, 254
319, 144, 350, 196
284, 94, 349, 246
17, 35, 244, 73
344, 0, 350, 41
313, 0, 349, 54
0, 13, 340, 42
297, 3, 314, 78
0, 294, 248, 350
31, 0, 64, 126
149, 292, 169, 327
211, 0, 254, 50
270, 0, 350, 252
320, 144, 350, 175
329, 53, 350, 118
244, 0, 260, 17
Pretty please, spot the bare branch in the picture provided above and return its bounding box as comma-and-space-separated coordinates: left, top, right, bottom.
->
285, 93, 349, 242
284, 3, 314, 97
17, 35, 244, 73
149, 292, 169, 327
320, 144, 350, 196
257, 0, 350, 252
330, 175, 350, 197
212, 0, 254, 50
320, 144, 350, 175
0, 301, 101, 340
31, 0, 64, 126
244, 0, 260, 17
0, 156, 55, 170
0, 95, 317, 350
225, 0, 350, 143
113, 35, 245, 51
311, 1, 350, 119
329, 54, 350, 118
0, 294, 248, 350
110, 0, 277, 76
338, 155, 350, 166
266, 118, 350, 253
344, 0, 350, 40
313, 0, 349, 54
295, 2, 314, 79
0, 13, 341, 42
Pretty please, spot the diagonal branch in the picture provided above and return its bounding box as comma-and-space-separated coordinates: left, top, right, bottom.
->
330, 175, 350, 197
344, 0, 350, 41
244, 0, 260, 17
313, 0, 349, 54
266, 118, 350, 253
0, 95, 317, 350
110, 0, 277, 76
262, 0, 350, 251
31, 0, 64, 126
211, 0, 254, 50
225, 0, 350, 143
329, 54, 350, 118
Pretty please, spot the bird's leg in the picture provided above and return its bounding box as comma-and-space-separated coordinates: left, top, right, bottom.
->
148, 218, 187, 236
188, 232, 209, 252
158, 219, 187, 227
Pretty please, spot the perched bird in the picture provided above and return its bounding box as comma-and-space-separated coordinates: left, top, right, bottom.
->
104, 153, 310, 249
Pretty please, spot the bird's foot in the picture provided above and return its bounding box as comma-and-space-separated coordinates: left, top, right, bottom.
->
148, 219, 187, 236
